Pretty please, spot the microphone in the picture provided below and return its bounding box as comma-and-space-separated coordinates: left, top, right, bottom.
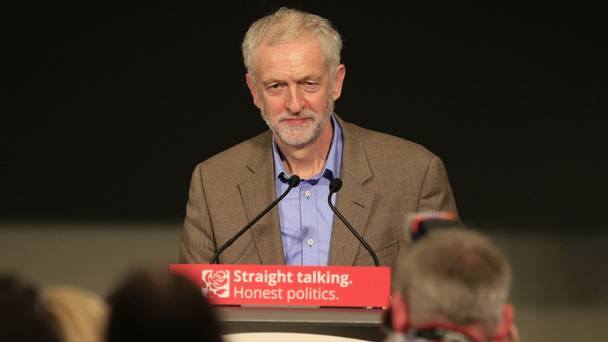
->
210, 175, 300, 264
327, 178, 380, 266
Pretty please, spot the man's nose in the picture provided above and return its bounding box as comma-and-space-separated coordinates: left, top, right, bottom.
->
285, 86, 305, 114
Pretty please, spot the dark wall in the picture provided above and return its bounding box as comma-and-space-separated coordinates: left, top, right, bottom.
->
4, 2, 607, 230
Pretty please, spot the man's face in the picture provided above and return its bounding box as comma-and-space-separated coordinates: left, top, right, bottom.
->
246, 33, 345, 148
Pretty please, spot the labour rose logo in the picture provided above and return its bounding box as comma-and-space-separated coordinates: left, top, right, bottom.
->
201, 270, 230, 298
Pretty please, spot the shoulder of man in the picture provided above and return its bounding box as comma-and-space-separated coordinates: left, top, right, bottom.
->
341, 120, 439, 163
192, 130, 271, 176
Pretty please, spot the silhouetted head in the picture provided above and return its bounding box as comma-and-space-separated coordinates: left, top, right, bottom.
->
0, 274, 60, 342
106, 269, 222, 342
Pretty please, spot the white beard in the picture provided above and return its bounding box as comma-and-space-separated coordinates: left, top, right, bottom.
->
261, 100, 334, 148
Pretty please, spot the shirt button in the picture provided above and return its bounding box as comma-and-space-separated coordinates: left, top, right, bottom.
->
306, 239, 314, 247
304, 190, 312, 198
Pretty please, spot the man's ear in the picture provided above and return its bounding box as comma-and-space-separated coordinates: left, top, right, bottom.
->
496, 303, 518, 342
246, 73, 262, 108
390, 292, 410, 333
331, 64, 346, 101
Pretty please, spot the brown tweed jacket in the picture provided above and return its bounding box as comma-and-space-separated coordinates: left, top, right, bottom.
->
180, 117, 457, 266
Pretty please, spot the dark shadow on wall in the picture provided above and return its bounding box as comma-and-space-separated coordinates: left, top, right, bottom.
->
3, 2, 607, 231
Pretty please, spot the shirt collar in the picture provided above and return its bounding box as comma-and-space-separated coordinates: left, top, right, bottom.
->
272, 114, 343, 183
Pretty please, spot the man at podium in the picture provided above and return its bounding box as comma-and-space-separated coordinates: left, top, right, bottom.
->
180, 8, 457, 266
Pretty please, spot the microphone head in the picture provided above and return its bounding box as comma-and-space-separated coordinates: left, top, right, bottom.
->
288, 175, 301, 188
329, 178, 343, 194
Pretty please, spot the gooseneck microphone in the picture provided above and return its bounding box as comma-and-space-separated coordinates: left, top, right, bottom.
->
210, 175, 300, 264
327, 178, 380, 266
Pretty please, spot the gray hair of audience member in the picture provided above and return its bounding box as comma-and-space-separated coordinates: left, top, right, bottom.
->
0, 274, 60, 342
392, 228, 512, 332
242, 7, 342, 78
106, 269, 222, 342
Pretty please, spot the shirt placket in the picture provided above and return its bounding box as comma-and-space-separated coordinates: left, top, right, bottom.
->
300, 181, 318, 265
284, 184, 302, 265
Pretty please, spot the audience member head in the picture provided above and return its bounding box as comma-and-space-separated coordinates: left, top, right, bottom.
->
0, 274, 59, 342
390, 228, 515, 342
42, 286, 108, 342
106, 269, 222, 342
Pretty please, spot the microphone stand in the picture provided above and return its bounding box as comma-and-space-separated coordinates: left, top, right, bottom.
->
210, 175, 300, 264
328, 178, 380, 267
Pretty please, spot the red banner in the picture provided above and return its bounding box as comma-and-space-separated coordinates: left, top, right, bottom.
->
170, 264, 390, 308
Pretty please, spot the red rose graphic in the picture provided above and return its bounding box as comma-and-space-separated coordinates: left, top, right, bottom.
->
203, 271, 229, 298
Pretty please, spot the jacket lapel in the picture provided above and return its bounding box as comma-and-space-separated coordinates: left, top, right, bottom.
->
329, 119, 378, 265
238, 133, 285, 265
236, 118, 377, 266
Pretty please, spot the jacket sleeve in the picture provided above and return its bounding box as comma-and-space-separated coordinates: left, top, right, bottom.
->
417, 156, 458, 216
180, 164, 216, 263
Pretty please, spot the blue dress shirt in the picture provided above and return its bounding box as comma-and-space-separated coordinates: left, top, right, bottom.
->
272, 115, 343, 265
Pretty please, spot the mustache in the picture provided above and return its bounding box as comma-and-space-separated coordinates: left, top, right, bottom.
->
276, 110, 317, 122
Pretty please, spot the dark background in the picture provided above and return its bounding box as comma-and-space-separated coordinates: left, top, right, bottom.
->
3, 2, 607, 231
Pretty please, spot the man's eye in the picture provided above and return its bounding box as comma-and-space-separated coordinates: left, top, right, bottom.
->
302, 82, 320, 92
266, 84, 284, 94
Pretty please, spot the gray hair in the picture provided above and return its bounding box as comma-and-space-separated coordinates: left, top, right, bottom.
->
392, 228, 512, 332
242, 7, 342, 78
